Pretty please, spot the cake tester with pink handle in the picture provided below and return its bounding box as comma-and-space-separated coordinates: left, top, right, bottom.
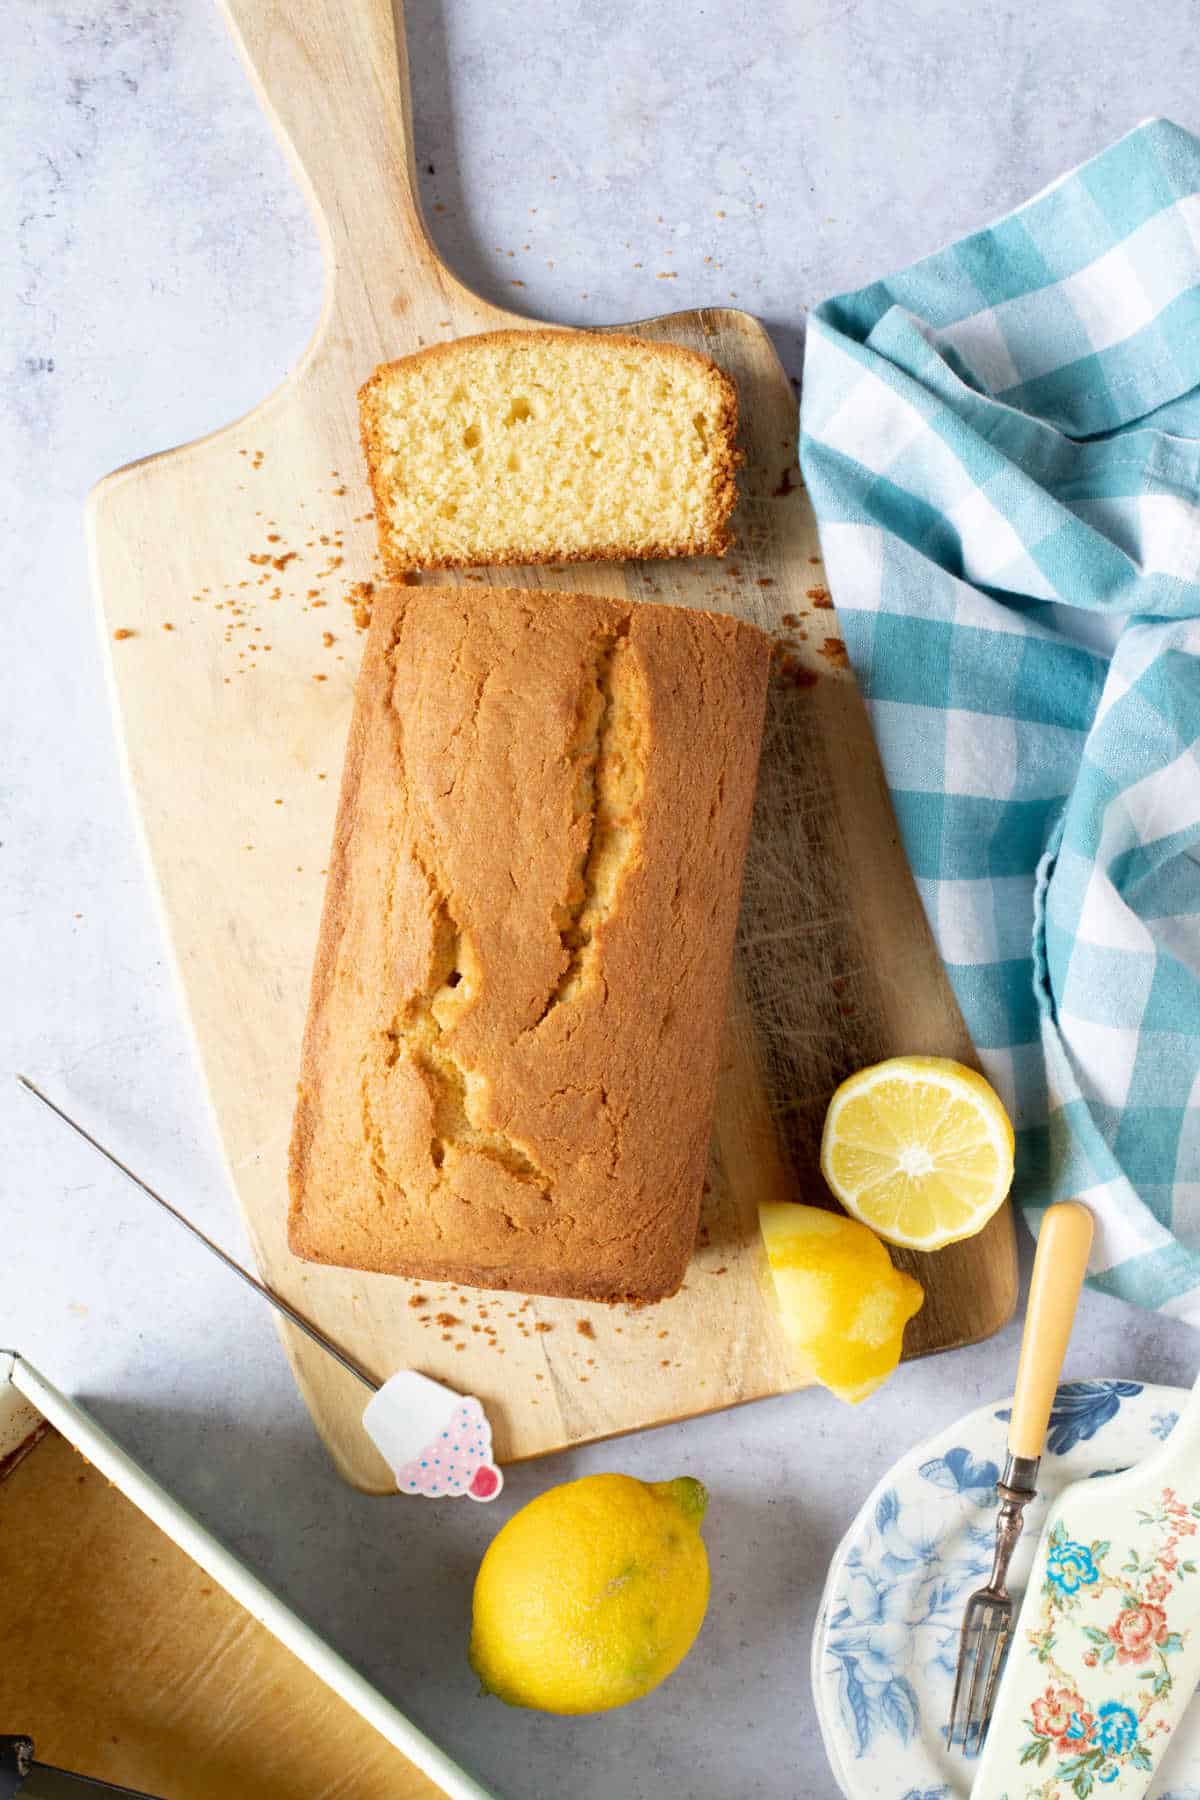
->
362, 1374, 502, 1501
17, 1075, 504, 1503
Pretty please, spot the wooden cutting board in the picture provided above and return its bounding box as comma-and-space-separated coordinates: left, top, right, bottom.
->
87, 0, 1017, 1492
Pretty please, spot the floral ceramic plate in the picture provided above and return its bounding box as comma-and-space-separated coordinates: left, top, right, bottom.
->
812, 1379, 1200, 1800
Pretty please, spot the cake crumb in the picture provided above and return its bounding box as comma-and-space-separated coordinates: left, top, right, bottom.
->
347, 580, 376, 630
776, 652, 818, 689
435, 1312, 459, 1327
112, 628, 135, 640
576, 1319, 595, 1339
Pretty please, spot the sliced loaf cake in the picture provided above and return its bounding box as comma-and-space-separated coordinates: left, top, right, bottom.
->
358, 329, 739, 573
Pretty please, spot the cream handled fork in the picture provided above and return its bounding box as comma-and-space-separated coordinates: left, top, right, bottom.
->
947, 1199, 1095, 1755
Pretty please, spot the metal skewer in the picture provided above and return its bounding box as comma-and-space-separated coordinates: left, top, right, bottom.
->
16, 1073, 379, 1395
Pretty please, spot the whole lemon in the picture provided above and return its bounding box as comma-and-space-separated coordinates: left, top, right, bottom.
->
469, 1472, 710, 1714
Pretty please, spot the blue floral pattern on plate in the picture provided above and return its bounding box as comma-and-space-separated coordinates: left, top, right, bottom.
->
812, 1379, 1197, 1799
994, 1380, 1144, 1456
918, 1447, 1000, 1506
824, 1467, 996, 1756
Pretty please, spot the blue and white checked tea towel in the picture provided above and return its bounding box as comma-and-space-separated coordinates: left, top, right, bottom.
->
800, 118, 1200, 1321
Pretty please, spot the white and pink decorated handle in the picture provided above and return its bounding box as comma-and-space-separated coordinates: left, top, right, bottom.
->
362, 1370, 504, 1503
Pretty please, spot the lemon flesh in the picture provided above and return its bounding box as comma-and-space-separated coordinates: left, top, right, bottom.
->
820, 1055, 1015, 1252
759, 1202, 924, 1403
469, 1472, 709, 1715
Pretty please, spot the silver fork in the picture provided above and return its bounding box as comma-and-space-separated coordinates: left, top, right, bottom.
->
946, 1200, 1094, 1757
947, 1453, 1037, 1755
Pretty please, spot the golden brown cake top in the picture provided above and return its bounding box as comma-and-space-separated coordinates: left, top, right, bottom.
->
289, 586, 770, 1301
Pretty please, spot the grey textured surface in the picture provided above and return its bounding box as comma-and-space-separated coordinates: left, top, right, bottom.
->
3, 3, 1200, 1796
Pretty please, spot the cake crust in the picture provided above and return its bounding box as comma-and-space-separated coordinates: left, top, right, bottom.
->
358, 329, 740, 575
288, 586, 769, 1302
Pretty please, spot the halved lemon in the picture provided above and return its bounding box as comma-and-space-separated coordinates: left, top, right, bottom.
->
819, 1056, 1014, 1252
758, 1202, 924, 1404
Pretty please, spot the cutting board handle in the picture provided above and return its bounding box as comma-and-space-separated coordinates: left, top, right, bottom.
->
217, 0, 468, 326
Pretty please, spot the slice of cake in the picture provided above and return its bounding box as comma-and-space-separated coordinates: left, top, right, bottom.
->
358, 329, 739, 573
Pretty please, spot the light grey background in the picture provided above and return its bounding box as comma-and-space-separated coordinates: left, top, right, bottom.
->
3, 4, 1199, 1796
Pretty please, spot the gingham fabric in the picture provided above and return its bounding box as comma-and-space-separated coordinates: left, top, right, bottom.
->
799, 118, 1200, 1320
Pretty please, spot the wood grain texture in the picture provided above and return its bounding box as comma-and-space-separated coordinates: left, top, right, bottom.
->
86, 0, 1017, 1491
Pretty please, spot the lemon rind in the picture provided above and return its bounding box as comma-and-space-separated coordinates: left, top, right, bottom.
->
819, 1057, 1014, 1253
